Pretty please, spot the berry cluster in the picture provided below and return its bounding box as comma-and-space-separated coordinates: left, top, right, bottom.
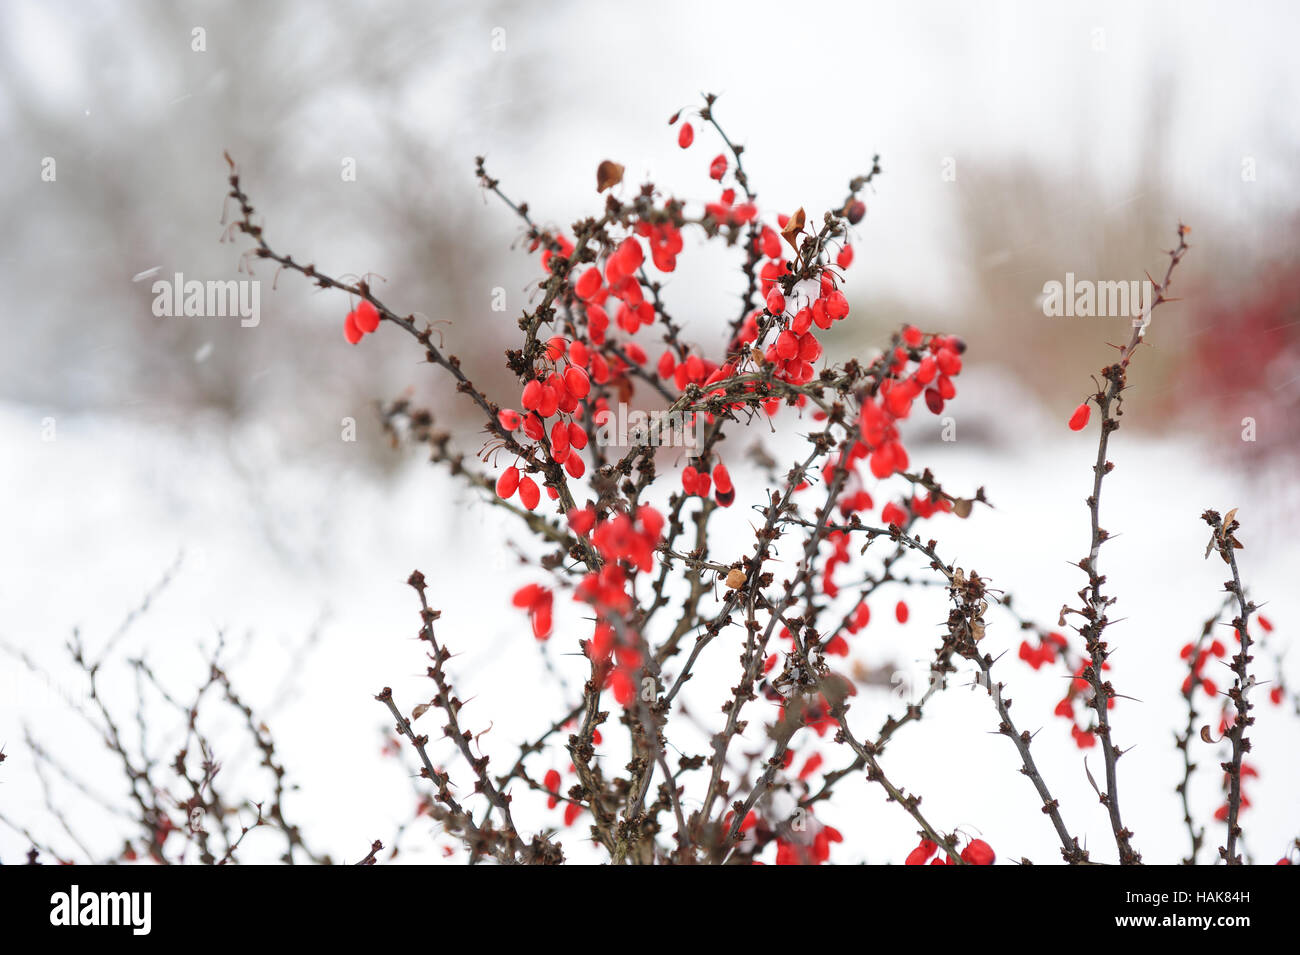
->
343, 300, 380, 344
905, 836, 995, 866
223, 93, 1286, 868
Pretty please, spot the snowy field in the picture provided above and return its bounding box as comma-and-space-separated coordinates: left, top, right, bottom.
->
2, 375, 1295, 865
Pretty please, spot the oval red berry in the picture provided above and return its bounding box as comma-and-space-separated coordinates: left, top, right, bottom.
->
354, 300, 380, 333
518, 476, 540, 510
343, 312, 363, 345
496, 466, 520, 499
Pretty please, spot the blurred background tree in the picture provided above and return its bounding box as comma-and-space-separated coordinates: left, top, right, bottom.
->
2, 0, 1296, 476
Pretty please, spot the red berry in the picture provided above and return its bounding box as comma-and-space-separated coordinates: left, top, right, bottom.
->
518, 476, 540, 510
574, 267, 603, 301
568, 506, 596, 536
617, 237, 644, 273
712, 463, 732, 494
568, 421, 588, 450
797, 754, 824, 781
496, 466, 520, 499
905, 839, 938, 866
936, 349, 961, 375
824, 290, 849, 321
354, 300, 380, 333
836, 245, 854, 269
609, 668, 635, 705
550, 420, 569, 457
498, 409, 522, 431
811, 299, 832, 330
678, 123, 694, 148
564, 365, 591, 399
511, 584, 544, 608
568, 339, 589, 367
521, 380, 543, 411
868, 446, 893, 480
522, 413, 545, 441
885, 383, 916, 419
1068, 402, 1091, 431
881, 502, 907, 527
531, 602, 552, 641
895, 600, 909, 624
657, 350, 677, 379
960, 839, 995, 866
604, 254, 628, 287
536, 385, 559, 418
586, 303, 609, 340
776, 329, 798, 360
638, 504, 665, 539
765, 286, 786, 315
343, 312, 363, 345
709, 154, 727, 180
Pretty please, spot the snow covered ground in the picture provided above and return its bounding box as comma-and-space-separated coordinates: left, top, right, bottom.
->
2, 377, 1295, 865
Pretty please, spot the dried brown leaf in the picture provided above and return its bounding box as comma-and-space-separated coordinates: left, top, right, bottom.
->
596, 160, 625, 193
781, 207, 806, 252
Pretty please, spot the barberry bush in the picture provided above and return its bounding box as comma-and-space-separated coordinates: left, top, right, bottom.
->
12, 95, 1288, 868
207, 94, 1295, 866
